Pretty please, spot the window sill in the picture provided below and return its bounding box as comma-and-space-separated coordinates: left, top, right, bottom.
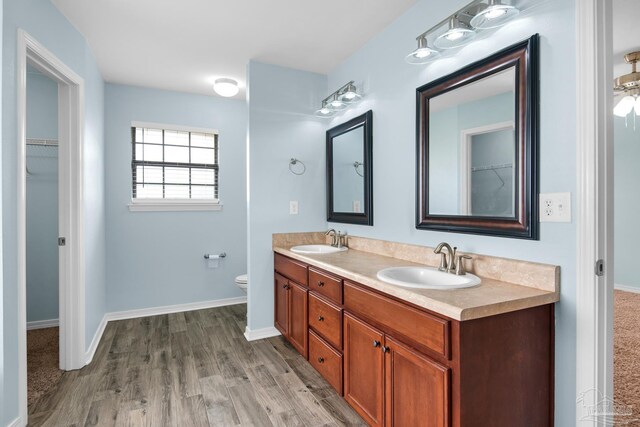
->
128, 200, 223, 212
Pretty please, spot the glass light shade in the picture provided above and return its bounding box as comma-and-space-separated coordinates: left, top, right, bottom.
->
434, 18, 476, 50
328, 95, 347, 110
405, 36, 440, 64
315, 101, 335, 118
470, 1, 520, 29
213, 78, 239, 97
614, 95, 636, 117
339, 85, 362, 103
635, 96, 640, 116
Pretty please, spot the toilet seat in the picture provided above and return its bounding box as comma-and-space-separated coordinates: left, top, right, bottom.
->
235, 274, 248, 284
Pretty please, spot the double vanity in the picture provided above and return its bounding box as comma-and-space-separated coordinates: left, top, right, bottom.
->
272, 232, 559, 427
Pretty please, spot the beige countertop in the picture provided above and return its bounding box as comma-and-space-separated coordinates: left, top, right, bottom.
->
273, 245, 559, 321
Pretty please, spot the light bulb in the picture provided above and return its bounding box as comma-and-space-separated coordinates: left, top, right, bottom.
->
315, 101, 335, 117
614, 95, 635, 117
470, 1, 520, 30
405, 36, 440, 64
446, 30, 465, 41
434, 17, 476, 50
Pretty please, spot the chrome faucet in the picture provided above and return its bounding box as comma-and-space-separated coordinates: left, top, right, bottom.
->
326, 229, 338, 247
434, 242, 456, 273
336, 231, 348, 248
434, 242, 472, 275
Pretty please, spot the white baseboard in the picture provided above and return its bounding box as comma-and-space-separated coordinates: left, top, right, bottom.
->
7, 416, 23, 427
615, 283, 640, 294
84, 314, 108, 365
244, 326, 281, 341
26, 319, 58, 330
106, 296, 247, 322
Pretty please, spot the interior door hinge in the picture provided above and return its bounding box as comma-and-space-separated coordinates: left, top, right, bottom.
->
58, 237, 66, 246
595, 259, 604, 277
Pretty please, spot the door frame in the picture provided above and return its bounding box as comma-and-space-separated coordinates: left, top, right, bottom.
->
575, 1, 614, 425
16, 29, 86, 422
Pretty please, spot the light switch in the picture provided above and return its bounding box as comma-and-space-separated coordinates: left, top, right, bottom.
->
353, 200, 361, 213
289, 201, 299, 215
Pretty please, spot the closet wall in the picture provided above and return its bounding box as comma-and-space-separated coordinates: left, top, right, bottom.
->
25, 66, 59, 325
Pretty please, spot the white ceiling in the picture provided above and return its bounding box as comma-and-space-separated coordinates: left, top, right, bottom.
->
613, 0, 640, 77
52, 0, 416, 99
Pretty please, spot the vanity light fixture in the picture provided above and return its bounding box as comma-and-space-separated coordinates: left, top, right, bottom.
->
405, 36, 440, 64
434, 16, 476, 50
470, 0, 520, 29
317, 81, 362, 118
213, 78, 239, 97
614, 51, 640, 119
407, 0, 522, 64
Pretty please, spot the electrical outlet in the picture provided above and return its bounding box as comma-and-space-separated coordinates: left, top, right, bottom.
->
539, 192, 571, 222
289, 201, 299, 215
353, 200, 361, 213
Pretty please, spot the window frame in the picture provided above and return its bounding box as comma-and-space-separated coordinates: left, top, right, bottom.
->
128, 121, 223, 212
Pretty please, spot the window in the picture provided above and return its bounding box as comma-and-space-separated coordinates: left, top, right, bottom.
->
129, 123, 221, 211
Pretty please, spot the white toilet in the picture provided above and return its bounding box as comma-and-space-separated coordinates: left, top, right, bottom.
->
235, 274, 248, 294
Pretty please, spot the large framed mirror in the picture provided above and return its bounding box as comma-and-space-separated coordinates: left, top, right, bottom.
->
416, 35, 538, 239
327, 110, 373, 225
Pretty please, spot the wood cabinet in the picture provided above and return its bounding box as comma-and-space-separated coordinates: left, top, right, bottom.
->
343, 313, 385, 427
274, 256, 308, 358
274, 252, 554, 427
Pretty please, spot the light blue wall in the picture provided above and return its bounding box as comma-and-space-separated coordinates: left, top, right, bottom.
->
2, 0, 106, 423
105, 84, 248, 312
326, 1, 576, 425
246, 61, 327, 332
614, 117, 640, 290
26, 70, 59, 322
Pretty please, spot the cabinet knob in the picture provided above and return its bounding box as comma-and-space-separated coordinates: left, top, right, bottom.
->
317, 357, 324, 364
373, 340, 381, 348
318, 316, 324, 322
382, 346, 390, 353
282, 284, 287, 289
317, 281, 325, 287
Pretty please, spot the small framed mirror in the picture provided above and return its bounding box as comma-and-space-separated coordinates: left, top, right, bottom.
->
327, 110, 373, 225
416, 35, 539, 239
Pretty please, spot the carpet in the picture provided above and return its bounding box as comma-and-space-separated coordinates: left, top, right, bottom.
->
615, 290, 640, 422
27, 327, 63, 406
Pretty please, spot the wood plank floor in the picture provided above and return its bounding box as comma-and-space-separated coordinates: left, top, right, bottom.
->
28, 304, 365, 426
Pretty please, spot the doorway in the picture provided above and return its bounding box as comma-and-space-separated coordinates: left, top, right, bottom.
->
25, 64, 61, 406
16, 30, 86, 423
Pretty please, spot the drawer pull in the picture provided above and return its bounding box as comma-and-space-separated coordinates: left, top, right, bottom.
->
382, 346, 390, 353
282, 284, 290, 290
317, 357, 325, 364
318, 316, 324, 322
373, 340, 381, 348
317, 281, 325, 287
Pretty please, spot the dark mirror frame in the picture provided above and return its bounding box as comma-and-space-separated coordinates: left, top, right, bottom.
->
327, 110, 373, 226
416, 34, 539, 240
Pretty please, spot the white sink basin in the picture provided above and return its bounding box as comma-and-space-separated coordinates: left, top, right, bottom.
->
376, 266, 481, 290
290, 244, 348, 255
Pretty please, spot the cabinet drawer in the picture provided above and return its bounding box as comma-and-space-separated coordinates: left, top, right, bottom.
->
309, 330, 343, 395
274, 253, 307, 286
308, 293, 342, 350
308, 267, 342, 304
344, 281, 450, 359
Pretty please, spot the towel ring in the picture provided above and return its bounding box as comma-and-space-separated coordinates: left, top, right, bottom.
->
289, 158, 306, 175
353, 161, 364, 177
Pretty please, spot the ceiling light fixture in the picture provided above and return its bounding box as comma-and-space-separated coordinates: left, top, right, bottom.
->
434, 16, 476, 50
406, 0, 523, 65
213, 78, 239, 97
405, 36, 440, 64
316, 81, 362, 118
470, 0, 520, 29
613, 52, 640, 119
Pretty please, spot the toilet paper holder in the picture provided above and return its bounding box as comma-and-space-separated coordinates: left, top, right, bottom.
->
204, 252, 227, 260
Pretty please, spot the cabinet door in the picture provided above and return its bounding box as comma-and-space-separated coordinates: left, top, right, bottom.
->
385, 336, 450, 427
274, 273, 289, 336
288, 281, 308, 358
344, 313, 385, 427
